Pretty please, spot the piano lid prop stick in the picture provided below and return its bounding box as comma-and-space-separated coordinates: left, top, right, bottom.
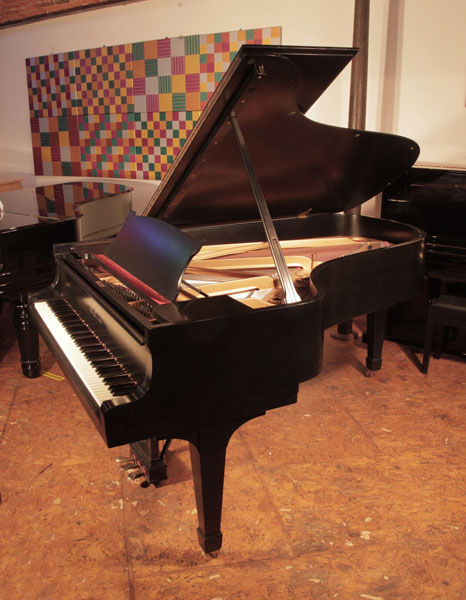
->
230, 110, 301, 304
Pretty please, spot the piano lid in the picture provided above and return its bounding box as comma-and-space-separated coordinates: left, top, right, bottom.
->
0, 182, 132, 223
144, 44, 420, 227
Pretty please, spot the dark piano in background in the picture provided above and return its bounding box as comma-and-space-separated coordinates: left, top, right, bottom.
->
382, 166, 466, 351
0, 182, 131, 376
30, 45, 424, 553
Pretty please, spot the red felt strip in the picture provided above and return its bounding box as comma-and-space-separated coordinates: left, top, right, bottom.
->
95, 253, 171, 305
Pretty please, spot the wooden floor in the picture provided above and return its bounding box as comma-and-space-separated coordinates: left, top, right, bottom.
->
1, 302, 466, 600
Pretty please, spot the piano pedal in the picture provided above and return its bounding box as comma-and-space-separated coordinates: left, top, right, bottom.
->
114, 456, 133, 463
120, 462, 139, 471
128, 470, 145, 481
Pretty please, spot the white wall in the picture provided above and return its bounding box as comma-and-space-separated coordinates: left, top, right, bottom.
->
0, 0, 464, 192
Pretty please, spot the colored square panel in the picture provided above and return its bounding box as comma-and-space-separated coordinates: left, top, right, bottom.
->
145, 77, 159, 95
78, 113, 136, 178
170, 37, 185, 57
26, 52, 76, 118
73, 44, 133, 115
27, 27, 282, 178
132, 60, 147, 78
185, 54, 200, 74
172, 93, 186, 111
144, 40, 158, 59
157, 57, 171, 77
132, 41, 145, 61
172, 74, 186, 94
158, 93, 172, 111
171, 55, 185, 75
158, 76, 172, 94
144, 59, 158, 77
134, 95, 147, 113
184, 35, 200, 55
133, 77, 146, 95
185, 92, 201, 111
157, 38, 171, 58
133, 111, 200, 180
31, 115, 81, 176
146, 95, 159, 112
185, 73, 200, 93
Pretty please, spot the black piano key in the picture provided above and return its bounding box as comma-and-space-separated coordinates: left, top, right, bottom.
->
109, 384, 137, 394
103, 374, 132, 384
79, 342, 104, 350
90, 357, 118, 365
48, 297, 137, 397
98, 366, 122, 374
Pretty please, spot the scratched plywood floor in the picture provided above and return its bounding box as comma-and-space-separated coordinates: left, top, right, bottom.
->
1, 301, 466, 600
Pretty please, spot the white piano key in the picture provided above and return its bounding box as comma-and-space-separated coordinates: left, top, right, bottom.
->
34, 301, 116, 406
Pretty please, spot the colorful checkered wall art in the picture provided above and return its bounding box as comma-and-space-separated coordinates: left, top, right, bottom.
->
26, 27, 281, 180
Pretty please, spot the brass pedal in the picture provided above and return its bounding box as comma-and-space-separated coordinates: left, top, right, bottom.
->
114, 456, 133, 463
120, 462, 138, 471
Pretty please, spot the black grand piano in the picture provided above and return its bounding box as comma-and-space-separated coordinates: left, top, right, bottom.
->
0, 188, 77, 377
382, 166, 466, 349
30, 45, 424, 553
1, 182, 132, 377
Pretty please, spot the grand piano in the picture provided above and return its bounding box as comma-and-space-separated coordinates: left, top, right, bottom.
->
30, 45, 424, 553
1, 181, 132, 377
382, 166, 466, 350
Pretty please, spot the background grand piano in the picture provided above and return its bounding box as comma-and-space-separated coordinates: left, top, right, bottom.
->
30, 45, 424, 553
382, 165, 466, 354
0, 181, 132, 377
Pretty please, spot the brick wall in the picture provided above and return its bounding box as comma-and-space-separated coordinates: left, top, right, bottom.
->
0, 0, 143, 28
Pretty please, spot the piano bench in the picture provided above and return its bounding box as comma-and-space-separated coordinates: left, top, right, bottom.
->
422, 294, 466, 374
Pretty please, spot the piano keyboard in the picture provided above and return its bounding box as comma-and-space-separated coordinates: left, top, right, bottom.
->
34, 299, 137, 406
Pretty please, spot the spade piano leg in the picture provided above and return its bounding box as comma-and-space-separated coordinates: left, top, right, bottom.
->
11, 294, 41, 378
186, 416, 258, 553
365, 308, 388, 373
189, 441, 226, 553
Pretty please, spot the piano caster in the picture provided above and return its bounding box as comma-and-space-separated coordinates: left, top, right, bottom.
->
20, 360, 41, 378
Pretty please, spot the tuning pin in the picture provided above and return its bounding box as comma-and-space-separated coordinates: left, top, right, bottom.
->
114, 456, 133, 463
120, 462, 138, 471
128, 470, 145, 481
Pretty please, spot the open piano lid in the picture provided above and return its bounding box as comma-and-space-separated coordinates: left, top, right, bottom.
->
144, 44, 420, 227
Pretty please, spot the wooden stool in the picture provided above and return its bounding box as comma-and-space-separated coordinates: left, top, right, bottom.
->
422, 294, 466, 373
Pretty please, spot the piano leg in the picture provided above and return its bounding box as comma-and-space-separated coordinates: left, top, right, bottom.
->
189, 441, 226, 553
365, 309, 388, 374
187, 416, 257, 553
11, 294, 41, 378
